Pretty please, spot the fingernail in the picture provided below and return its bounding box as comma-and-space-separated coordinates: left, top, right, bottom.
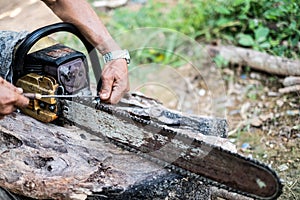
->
17, 87, 23, 93
101, 93, 108, 98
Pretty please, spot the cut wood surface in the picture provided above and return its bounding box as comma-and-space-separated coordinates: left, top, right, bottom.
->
207, 45, 300, 76
0, 94, 234, 200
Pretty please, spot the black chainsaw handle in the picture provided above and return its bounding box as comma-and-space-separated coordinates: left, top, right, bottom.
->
13, 22, 101, 85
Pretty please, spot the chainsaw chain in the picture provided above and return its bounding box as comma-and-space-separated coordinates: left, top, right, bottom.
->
69, 98, 282, 200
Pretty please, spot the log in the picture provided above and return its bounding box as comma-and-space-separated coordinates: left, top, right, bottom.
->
279, 85, 300, 94
0, 115, 211, 199
206, 45, 300, 76
283, 76, 300, 87
0, 94, 233, 200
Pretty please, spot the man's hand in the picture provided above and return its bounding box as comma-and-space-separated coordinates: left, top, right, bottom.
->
0, 77, 29, 119
42, 0, 130, 103
99, 59, 129, 104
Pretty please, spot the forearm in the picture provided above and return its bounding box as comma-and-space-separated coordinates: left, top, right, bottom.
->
41, 0, 121, 54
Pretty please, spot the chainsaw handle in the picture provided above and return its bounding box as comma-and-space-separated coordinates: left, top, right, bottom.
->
13, 22, 101, 86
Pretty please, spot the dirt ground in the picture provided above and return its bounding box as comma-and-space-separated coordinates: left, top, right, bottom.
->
1, 1, 299, 200
0, 0, 60, 31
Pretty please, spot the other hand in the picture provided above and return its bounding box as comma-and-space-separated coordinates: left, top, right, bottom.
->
99, 59, 129, 104
0, 77, 29, 119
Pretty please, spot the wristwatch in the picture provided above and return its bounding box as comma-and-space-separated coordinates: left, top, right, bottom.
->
103, 49, 130, 64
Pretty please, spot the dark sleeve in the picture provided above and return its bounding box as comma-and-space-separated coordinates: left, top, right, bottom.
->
0, 31, 28, 83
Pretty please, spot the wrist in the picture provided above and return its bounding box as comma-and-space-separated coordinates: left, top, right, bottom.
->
102, 49, 131, 65
96, 39, 122, 55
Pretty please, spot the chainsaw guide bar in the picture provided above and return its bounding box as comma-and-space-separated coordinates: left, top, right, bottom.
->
62, 98, 282, 200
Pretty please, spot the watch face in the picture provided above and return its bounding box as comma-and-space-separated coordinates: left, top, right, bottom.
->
104, 52, 112, 63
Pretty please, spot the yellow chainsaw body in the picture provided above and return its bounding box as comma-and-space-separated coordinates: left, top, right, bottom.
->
16, 73, 59, 123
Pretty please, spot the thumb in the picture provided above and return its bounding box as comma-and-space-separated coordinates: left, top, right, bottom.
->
14, 93, 29, 108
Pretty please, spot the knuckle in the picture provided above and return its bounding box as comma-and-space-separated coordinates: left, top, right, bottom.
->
101, 74, 114, 82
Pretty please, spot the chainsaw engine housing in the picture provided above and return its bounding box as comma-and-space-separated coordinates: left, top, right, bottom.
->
13, 23, 101, 123
24, 43, 89, 94
16, 44, 90, 123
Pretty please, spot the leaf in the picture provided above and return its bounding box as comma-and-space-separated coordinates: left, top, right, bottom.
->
259, 41, 271, 49
269, 39, 280, 47
233, 0, 245, 6
214, 55, 229, 68
238, 34, 255, 46
289, 20, 297, 31
291, 35, 300, 47
214, 6, 231, 15
216, 18, 232, 26
255, 27, 269, 43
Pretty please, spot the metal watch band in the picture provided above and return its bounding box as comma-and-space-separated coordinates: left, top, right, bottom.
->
103, 49, 130, 64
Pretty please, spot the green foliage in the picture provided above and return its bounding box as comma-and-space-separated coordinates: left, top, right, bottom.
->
194, 0, 300, 58
107, 0, 300, 61
237, 26, 271, 50
214, 55, 229, 68
108, 0, 206, 37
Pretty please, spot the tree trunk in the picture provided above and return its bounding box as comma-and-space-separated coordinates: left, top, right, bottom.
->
0, 94, 235, 200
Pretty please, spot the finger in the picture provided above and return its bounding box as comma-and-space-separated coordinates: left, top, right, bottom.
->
14, 94, 29, 108
99, 75, 114, 101
109, 80, 130, 104
16, 87, 23, 94
109, 88, 123, 104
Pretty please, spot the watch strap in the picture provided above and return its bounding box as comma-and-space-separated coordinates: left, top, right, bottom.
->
103, 49, 130, 64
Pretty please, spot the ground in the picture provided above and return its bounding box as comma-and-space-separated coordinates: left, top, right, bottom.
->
218, 66, 300, 200
0, 0, 299, 199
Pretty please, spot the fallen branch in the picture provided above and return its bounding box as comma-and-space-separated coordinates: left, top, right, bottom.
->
279, 76, 300, 94
206, 45, 300, 76
279, 85, 300, 94
283, 76, 300, 87
211, 187, 253, 200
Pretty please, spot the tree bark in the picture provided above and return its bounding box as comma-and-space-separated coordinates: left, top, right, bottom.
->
206, 45, 300, 76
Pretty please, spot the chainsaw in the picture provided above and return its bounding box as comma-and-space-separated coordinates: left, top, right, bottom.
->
12, 23, 282, 199
12, 22, 101, 123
